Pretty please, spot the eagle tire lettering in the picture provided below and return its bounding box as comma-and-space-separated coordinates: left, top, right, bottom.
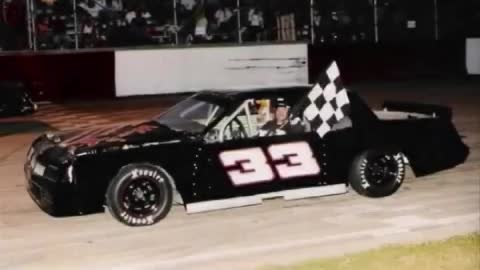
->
106, 163, 173, 226
349, 149, 406, 198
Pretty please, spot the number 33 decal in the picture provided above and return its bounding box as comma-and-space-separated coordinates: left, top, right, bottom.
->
219, 142, 321, 186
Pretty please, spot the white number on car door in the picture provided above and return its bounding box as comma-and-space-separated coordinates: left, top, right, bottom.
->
219, 147, 274, 186
219, 141, 321, 186
268, 142, 320, 179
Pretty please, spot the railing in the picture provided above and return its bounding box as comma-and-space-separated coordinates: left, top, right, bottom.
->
0, 0, 479, 52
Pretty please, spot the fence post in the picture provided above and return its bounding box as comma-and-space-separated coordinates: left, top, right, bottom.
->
173, 0, 178, 45
237, 0, 242, 43
433, 0, 439, 40
73, 0, 79, 49
25, 0, 32, 49
310, 0, 314, 44
30, 0, 37, 50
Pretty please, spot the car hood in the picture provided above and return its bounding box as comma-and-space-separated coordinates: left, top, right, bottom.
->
46, 121, 184, 153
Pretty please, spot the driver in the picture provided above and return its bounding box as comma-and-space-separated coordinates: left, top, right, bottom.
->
258, 97, 303, 137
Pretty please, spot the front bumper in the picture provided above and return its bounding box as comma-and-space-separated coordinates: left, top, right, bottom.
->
24, 145, 77, 216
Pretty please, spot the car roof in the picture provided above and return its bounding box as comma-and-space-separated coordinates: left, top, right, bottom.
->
196, 85, 313, 103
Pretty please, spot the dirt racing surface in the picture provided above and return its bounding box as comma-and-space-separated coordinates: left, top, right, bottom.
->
0, 80, 479, 270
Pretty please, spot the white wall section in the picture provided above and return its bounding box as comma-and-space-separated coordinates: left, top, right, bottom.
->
466, 38, 480, 75
115, 44, 309, 97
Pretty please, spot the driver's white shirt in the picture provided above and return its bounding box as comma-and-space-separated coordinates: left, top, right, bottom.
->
258, 127, 287, 137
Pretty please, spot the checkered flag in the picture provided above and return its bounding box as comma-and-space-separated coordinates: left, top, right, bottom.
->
291, 61, 350, 138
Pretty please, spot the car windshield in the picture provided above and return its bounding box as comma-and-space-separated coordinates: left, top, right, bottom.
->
155, 97, 225, 133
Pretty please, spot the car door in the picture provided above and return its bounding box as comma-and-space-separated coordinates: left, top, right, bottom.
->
194, 99, 331, 202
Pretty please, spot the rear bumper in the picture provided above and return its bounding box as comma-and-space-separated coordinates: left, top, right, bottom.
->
24, 162, 78, 216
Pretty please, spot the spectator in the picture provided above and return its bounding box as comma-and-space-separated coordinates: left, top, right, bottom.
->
126, 6, 151, 25
81, 17, 95, 47
96, 12, 111, 46
138, 5, 152, 21
36, 15, 51, 48
79, 0, 103, 18
131, 10, 147, 29
214, 6, 232, 28
0, 21, 15, 50
312, 8, 324, 43
247, 7, 264, 41
50, 13, 70, 49
115, 11, 127, 27
176, 0, 197, 44
37, 15, 50, 33
164, 19, 179, 43
129, 9, 151, 44
107, 10, 130, 47
106, 0, 122, 11
194, 12, 210, 42
125, 8, 135, 24
180, 0, 196, 11
214, 5, 234, 37
178, 0, 197, 21
3, 0, 27, 50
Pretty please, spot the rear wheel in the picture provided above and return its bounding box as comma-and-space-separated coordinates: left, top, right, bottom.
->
349, 149, 406, 198
106, 163, 173, 226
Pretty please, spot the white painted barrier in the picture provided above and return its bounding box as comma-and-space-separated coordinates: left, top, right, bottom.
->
466, 38, 480, 75
115, 43, 309, 97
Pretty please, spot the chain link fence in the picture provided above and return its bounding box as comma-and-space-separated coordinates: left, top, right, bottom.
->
0, 0, 479, 51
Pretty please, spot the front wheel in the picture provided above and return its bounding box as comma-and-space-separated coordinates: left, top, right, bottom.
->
349, 149, 406, 198
106, 163, 173, 226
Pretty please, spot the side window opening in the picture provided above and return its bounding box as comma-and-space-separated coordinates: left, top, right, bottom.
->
207, 99, 256, 142
255, 97, 308, 137
207, 95, 326, 143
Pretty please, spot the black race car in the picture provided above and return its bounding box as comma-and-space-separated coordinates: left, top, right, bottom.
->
0, 81, 37, 117
24, 86, 469, 226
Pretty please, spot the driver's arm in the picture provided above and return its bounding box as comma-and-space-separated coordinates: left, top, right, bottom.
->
258, 129, 269, 137
287, 120, 305, 134
258, 121, 274, 137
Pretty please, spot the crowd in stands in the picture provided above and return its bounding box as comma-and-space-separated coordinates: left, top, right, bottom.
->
1, 0, 479, 51
34, 0, 169, 49
28, 0, 273, 49
1, 0, 27, 50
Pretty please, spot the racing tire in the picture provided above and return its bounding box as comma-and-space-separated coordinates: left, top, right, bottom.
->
106, 163, 173, 226
348, 149, 405, 198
